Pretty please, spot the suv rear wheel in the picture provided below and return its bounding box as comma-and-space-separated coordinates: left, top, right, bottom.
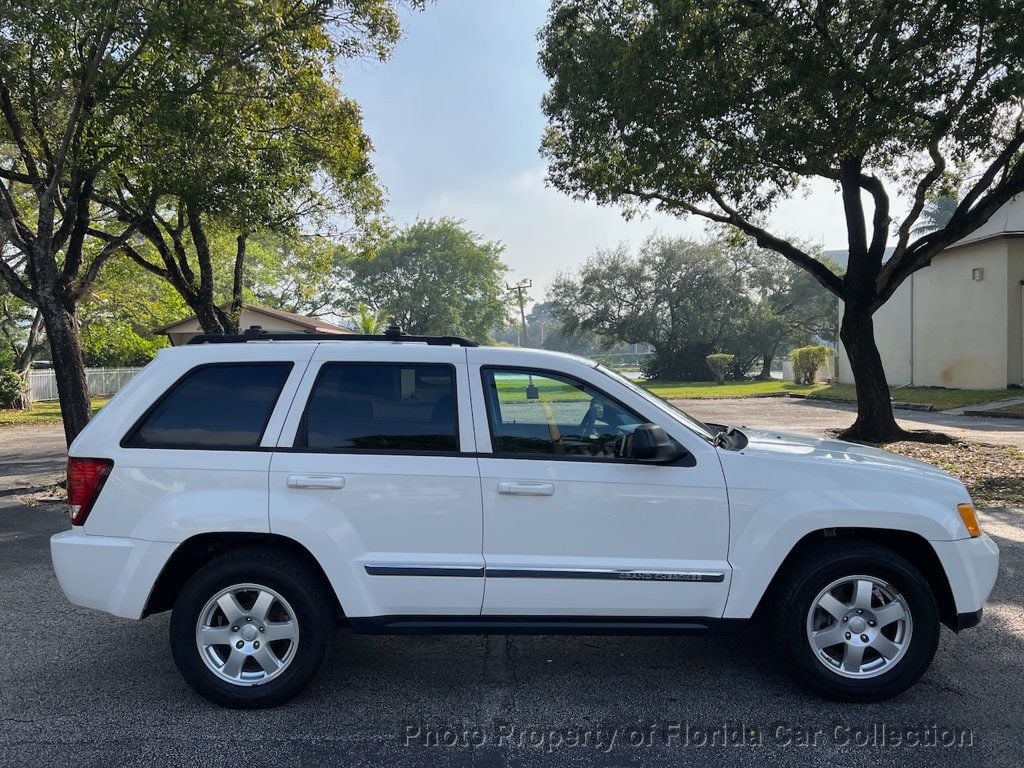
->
769, 541, 940, 702
169, 547, 335, 708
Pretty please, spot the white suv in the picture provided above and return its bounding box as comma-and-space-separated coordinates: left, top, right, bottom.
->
51, 328, 999, 708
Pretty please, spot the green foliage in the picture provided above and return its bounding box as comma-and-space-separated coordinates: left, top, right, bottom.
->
353, 303, 385, 334
344, 219, 510, 342
721, 236, 840, 378
549, 235, 821, 380
705, 354, 736, 385
549, 236, 744, 380
790, 345, 832, 385
242, 233, 351, 317
81, 322, 164, 367
97, 0, 414, 334
540, 0, 1024, 222
0, 369, 23, 408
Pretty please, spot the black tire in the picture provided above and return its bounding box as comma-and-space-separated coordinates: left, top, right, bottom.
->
169, 546, 336, 708
768, 541, 940, 702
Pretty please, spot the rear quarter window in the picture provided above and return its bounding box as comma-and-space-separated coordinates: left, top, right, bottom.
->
123, 362, 293, 449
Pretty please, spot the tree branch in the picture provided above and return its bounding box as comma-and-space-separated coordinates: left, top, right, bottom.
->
893, 140, 946, 259
0, 82, 44, 190
642, 187, 845, 297
74, 221, 140, 298
0, 254, 34, 304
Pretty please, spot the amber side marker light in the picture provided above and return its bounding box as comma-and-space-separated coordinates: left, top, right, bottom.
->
958, 503, 981, 538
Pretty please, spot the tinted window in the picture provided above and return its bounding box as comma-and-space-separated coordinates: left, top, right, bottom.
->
297, 363, 458, 452
125, 363, 292, 449
483, 368, 646, 458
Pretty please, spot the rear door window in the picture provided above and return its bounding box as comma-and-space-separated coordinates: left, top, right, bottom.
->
296, 363, 458, 452
124, 362, 293, 449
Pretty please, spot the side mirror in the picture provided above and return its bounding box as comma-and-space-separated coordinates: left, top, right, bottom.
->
623, 423, 686, 463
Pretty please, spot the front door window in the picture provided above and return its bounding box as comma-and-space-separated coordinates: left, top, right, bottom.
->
482, 368, 645, 458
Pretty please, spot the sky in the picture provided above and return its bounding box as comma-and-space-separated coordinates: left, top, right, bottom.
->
342, 0, 855, 297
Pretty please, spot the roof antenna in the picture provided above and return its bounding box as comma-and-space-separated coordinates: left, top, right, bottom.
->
383, 320, 405, 341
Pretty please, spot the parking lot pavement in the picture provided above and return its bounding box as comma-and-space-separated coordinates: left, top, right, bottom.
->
0, 496, 1021, 767
0, 424, 66, 494
677, 397, 1024, 448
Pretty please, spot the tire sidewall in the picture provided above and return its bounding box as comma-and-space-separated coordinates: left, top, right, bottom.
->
169, 551, 333, 708
778, 547, 940, 702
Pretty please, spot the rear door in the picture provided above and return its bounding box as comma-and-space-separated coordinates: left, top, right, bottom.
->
269, 344, 483, 619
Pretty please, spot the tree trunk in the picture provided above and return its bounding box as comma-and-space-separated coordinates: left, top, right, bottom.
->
38, 297, 92, 446
192, 302, 228, 335
758, 352, 774, 380
838, 307, 907, 442
13, 309, 44, 410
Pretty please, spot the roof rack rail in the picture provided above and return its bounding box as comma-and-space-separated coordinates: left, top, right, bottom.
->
186, 323, 479, 347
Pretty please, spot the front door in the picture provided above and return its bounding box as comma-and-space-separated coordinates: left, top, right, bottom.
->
469, 356, 731, 618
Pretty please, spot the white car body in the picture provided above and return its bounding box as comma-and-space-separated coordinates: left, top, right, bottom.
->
51, 339, 998, 634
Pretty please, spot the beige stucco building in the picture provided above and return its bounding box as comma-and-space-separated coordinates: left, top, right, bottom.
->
836, 196, 1024, 390
156, 304, 353, 346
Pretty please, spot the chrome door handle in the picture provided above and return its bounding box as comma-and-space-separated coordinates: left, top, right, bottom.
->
287, 474, 346, 490
497, 481, 555, 496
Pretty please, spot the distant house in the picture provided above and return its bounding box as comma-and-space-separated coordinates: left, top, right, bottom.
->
836, 196, 1024, 390
156, 304, 354, 346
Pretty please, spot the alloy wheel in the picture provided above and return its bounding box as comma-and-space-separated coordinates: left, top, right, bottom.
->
805, 574, 913, 679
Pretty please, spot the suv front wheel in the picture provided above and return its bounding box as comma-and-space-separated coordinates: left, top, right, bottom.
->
770, 542, 941, 702
169, 547, 336, 708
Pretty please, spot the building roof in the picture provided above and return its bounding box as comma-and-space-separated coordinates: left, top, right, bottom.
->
155, 304, 354, 335
946, 193, 1024, 250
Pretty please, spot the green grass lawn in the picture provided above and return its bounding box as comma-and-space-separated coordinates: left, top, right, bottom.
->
0, 398, 108, 427
642, 379, 827, 400
641, 380, 1018, 411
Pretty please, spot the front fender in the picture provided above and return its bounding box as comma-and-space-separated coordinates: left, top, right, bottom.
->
722, 485, 967, 619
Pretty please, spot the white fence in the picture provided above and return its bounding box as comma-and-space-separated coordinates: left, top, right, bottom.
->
29, 366, 144, 402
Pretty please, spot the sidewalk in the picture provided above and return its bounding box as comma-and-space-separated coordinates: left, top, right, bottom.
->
958, 396, 1024, 419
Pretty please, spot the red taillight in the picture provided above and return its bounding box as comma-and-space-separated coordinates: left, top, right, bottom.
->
67, 457, 113, 526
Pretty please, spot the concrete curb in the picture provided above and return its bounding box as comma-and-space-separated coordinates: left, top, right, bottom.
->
962, 408, 1024, 420
779, 393, 936, 412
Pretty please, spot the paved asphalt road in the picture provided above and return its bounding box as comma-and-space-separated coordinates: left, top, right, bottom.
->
1, 402, 1022, 767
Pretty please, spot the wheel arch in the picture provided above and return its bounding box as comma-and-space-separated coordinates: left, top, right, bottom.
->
143, 532, 344, 620
750, 527, 957, 630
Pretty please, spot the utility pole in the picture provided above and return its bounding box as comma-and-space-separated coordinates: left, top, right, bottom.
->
506, 279, 532, 347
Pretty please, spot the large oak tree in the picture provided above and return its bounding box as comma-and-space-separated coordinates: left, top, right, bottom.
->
540, 0, 1024, 441
0, 0, 416, 444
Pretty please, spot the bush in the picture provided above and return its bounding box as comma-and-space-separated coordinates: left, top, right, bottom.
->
790, 344, 832, 384
0, 369, 24, 409
642, 342, 717, 380
705, 353, 736, 385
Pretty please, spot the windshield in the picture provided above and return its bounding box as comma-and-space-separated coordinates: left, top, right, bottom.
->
595, 365, 716, 442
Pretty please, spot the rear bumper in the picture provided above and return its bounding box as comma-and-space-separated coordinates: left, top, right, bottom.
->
50, 529, 175, 619
931, 533, 999, 626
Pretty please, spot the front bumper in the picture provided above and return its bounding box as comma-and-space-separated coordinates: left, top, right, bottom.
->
50, 529, 176, 619
953, 608, 983, 632
931, 533, 999, 629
